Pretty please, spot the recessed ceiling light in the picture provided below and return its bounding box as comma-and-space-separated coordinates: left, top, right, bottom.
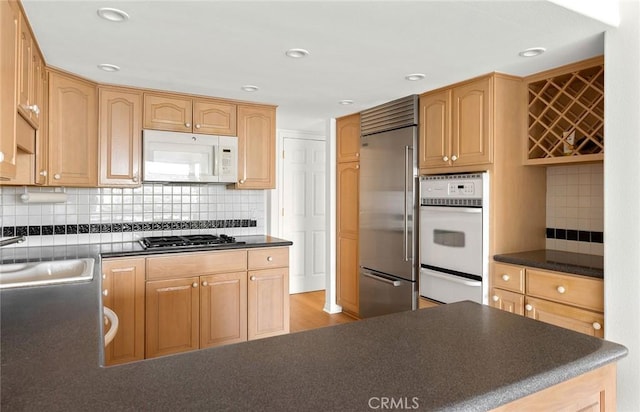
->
285, 48, 310, 59
97, 63, 120, 72
405, 73, 426, 81
519, 47, 546, 58
241, 85, 259, 92
339, 100, 354, 105
97, 7, 130, 22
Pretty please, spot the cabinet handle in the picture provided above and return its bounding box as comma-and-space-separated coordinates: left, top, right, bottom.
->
201, 281, 208, 287
267, 256, 273, 262
492, 295, 499, 302
451, 155, 458, 162
355, 153, 360, 157
355, 164, 360, 169
501, 274, 510, 282
132, 173, 138, 183
442, 156, 448, 162
102, 289, 108, 296
102, 273, 106, 280
192, 282, 198, 288
0, 151, 4, 162
185, 122, 191, 128
250, 276, 256, 281
195, 124, 201, 129
592, 322, 602, 331
239, 179, 246, 184
525, 304, 533, 311
54, 174, 61, 180
556, 286, 566, 294
39, 170, 47, 177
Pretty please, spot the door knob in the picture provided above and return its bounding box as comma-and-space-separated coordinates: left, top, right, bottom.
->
492, 295, 499, 302
54, 174, 61, 180
267, 256, 273, 262
501, 274, 510, 281
192, 282, 198, 288
250, 276, 256, 281
556, 286, 566, 294
525, 304, 533, 311
442, 156, 448, 162
451, 155, 458, 162
202, 281, 208, 286
185, 122, 191, 128
239, 179, 246, 184
195, 124, 201, 129
39, 170, 47, 177
592, 322, 602, 330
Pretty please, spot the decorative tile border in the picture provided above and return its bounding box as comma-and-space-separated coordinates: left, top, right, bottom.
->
546, 228, 603, 243
1, 219, 257, 238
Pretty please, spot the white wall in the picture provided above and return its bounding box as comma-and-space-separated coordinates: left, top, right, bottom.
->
604, 1, 640, 409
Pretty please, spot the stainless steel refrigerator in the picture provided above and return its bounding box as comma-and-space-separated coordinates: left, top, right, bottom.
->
358, 95, 419, 318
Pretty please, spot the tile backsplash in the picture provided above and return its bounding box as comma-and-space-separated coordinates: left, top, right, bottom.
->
0, 184, 265, 247
546, 164, 604, 255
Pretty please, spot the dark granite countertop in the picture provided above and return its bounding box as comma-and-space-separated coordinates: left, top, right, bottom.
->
494, 249, 604, 279
0, 235, 293, 263
1, 261, 627, 412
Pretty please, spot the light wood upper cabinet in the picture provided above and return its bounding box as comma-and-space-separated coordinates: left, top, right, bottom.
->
419, 75, 493, 172
234, 104, 276, 189
99, 87, 142, 186
337, 113, 360, 163
102, 258, 146, 366
143, 93, 237, 136
48, 70, 97, 186
0, 0, 19, 179
145, 276, 200, 359
193, 99, 236, 135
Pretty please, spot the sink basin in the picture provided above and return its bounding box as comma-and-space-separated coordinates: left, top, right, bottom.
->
0, 258, 95, 289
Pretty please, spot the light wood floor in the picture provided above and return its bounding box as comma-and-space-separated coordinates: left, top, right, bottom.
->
290, 291, 439, 333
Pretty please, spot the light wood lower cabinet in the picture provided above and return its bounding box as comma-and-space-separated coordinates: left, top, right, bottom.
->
248, 267, 290, 340
145, 276, 200, 358
200, 271, 247, 348
102, 257, 145, 366
138, 246, 289, 359
490, 261, 604, 337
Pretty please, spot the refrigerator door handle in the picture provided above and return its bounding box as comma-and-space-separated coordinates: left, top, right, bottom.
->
404, 145, 410, 262
363, 271, 402, 287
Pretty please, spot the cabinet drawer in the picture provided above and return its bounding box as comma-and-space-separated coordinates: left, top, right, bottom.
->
248, 247, 289, 270
491, 262, 525, 293
490, 288, 524, 316
526, 269, 603, 312
146, 250, 247, 280
525, 297, 604, 338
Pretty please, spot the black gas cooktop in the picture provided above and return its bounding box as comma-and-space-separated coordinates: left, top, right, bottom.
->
139, 234, 244, 250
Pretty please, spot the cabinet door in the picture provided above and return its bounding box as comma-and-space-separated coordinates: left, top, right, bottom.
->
0, 0, 19, 179
143, 93, 192, 132
490, 288, 524, 316
337, 161, 359, 316
16, 11, 32, 123
451, 76, 493, 167
235, 105, 276, 189
33, 66, 48, 185
248, 267, 289, 340
419, 90, 450, 169
48, 71, 97, 186
193, 99, 236, 136
99, 87, 142, 186
525, 297, 604, 338
102, 258, 145, 366
30, 50, 44, 128
337, 113, 360, 163
146, 277, 200, 358
200, 272, 247, 348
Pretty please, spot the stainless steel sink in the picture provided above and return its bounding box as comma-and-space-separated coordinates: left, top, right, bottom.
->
0, 258, 95, 289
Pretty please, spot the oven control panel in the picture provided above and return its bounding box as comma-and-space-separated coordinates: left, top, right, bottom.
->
420, 173, 485, 201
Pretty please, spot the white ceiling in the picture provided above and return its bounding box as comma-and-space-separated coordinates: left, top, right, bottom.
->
21, 1, 612, 132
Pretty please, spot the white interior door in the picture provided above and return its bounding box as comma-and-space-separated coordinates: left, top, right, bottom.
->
283, 137, 326, 293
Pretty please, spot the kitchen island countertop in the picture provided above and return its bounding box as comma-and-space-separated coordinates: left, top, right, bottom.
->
1, 254, 627, 412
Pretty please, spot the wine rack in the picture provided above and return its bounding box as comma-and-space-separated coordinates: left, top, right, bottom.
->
525, 57, 604, 164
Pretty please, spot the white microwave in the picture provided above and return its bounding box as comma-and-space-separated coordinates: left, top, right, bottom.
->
142, 130, 238, 183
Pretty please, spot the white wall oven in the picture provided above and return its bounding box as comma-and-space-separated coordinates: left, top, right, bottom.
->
419, 173, 488, 304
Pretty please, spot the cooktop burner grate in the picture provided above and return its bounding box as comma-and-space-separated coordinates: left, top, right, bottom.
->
140, 234, 244, 249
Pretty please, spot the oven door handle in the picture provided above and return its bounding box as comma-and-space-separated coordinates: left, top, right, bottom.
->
363, 271, 402, 287
425, 270, 482, 287
420, 206, 481, 214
